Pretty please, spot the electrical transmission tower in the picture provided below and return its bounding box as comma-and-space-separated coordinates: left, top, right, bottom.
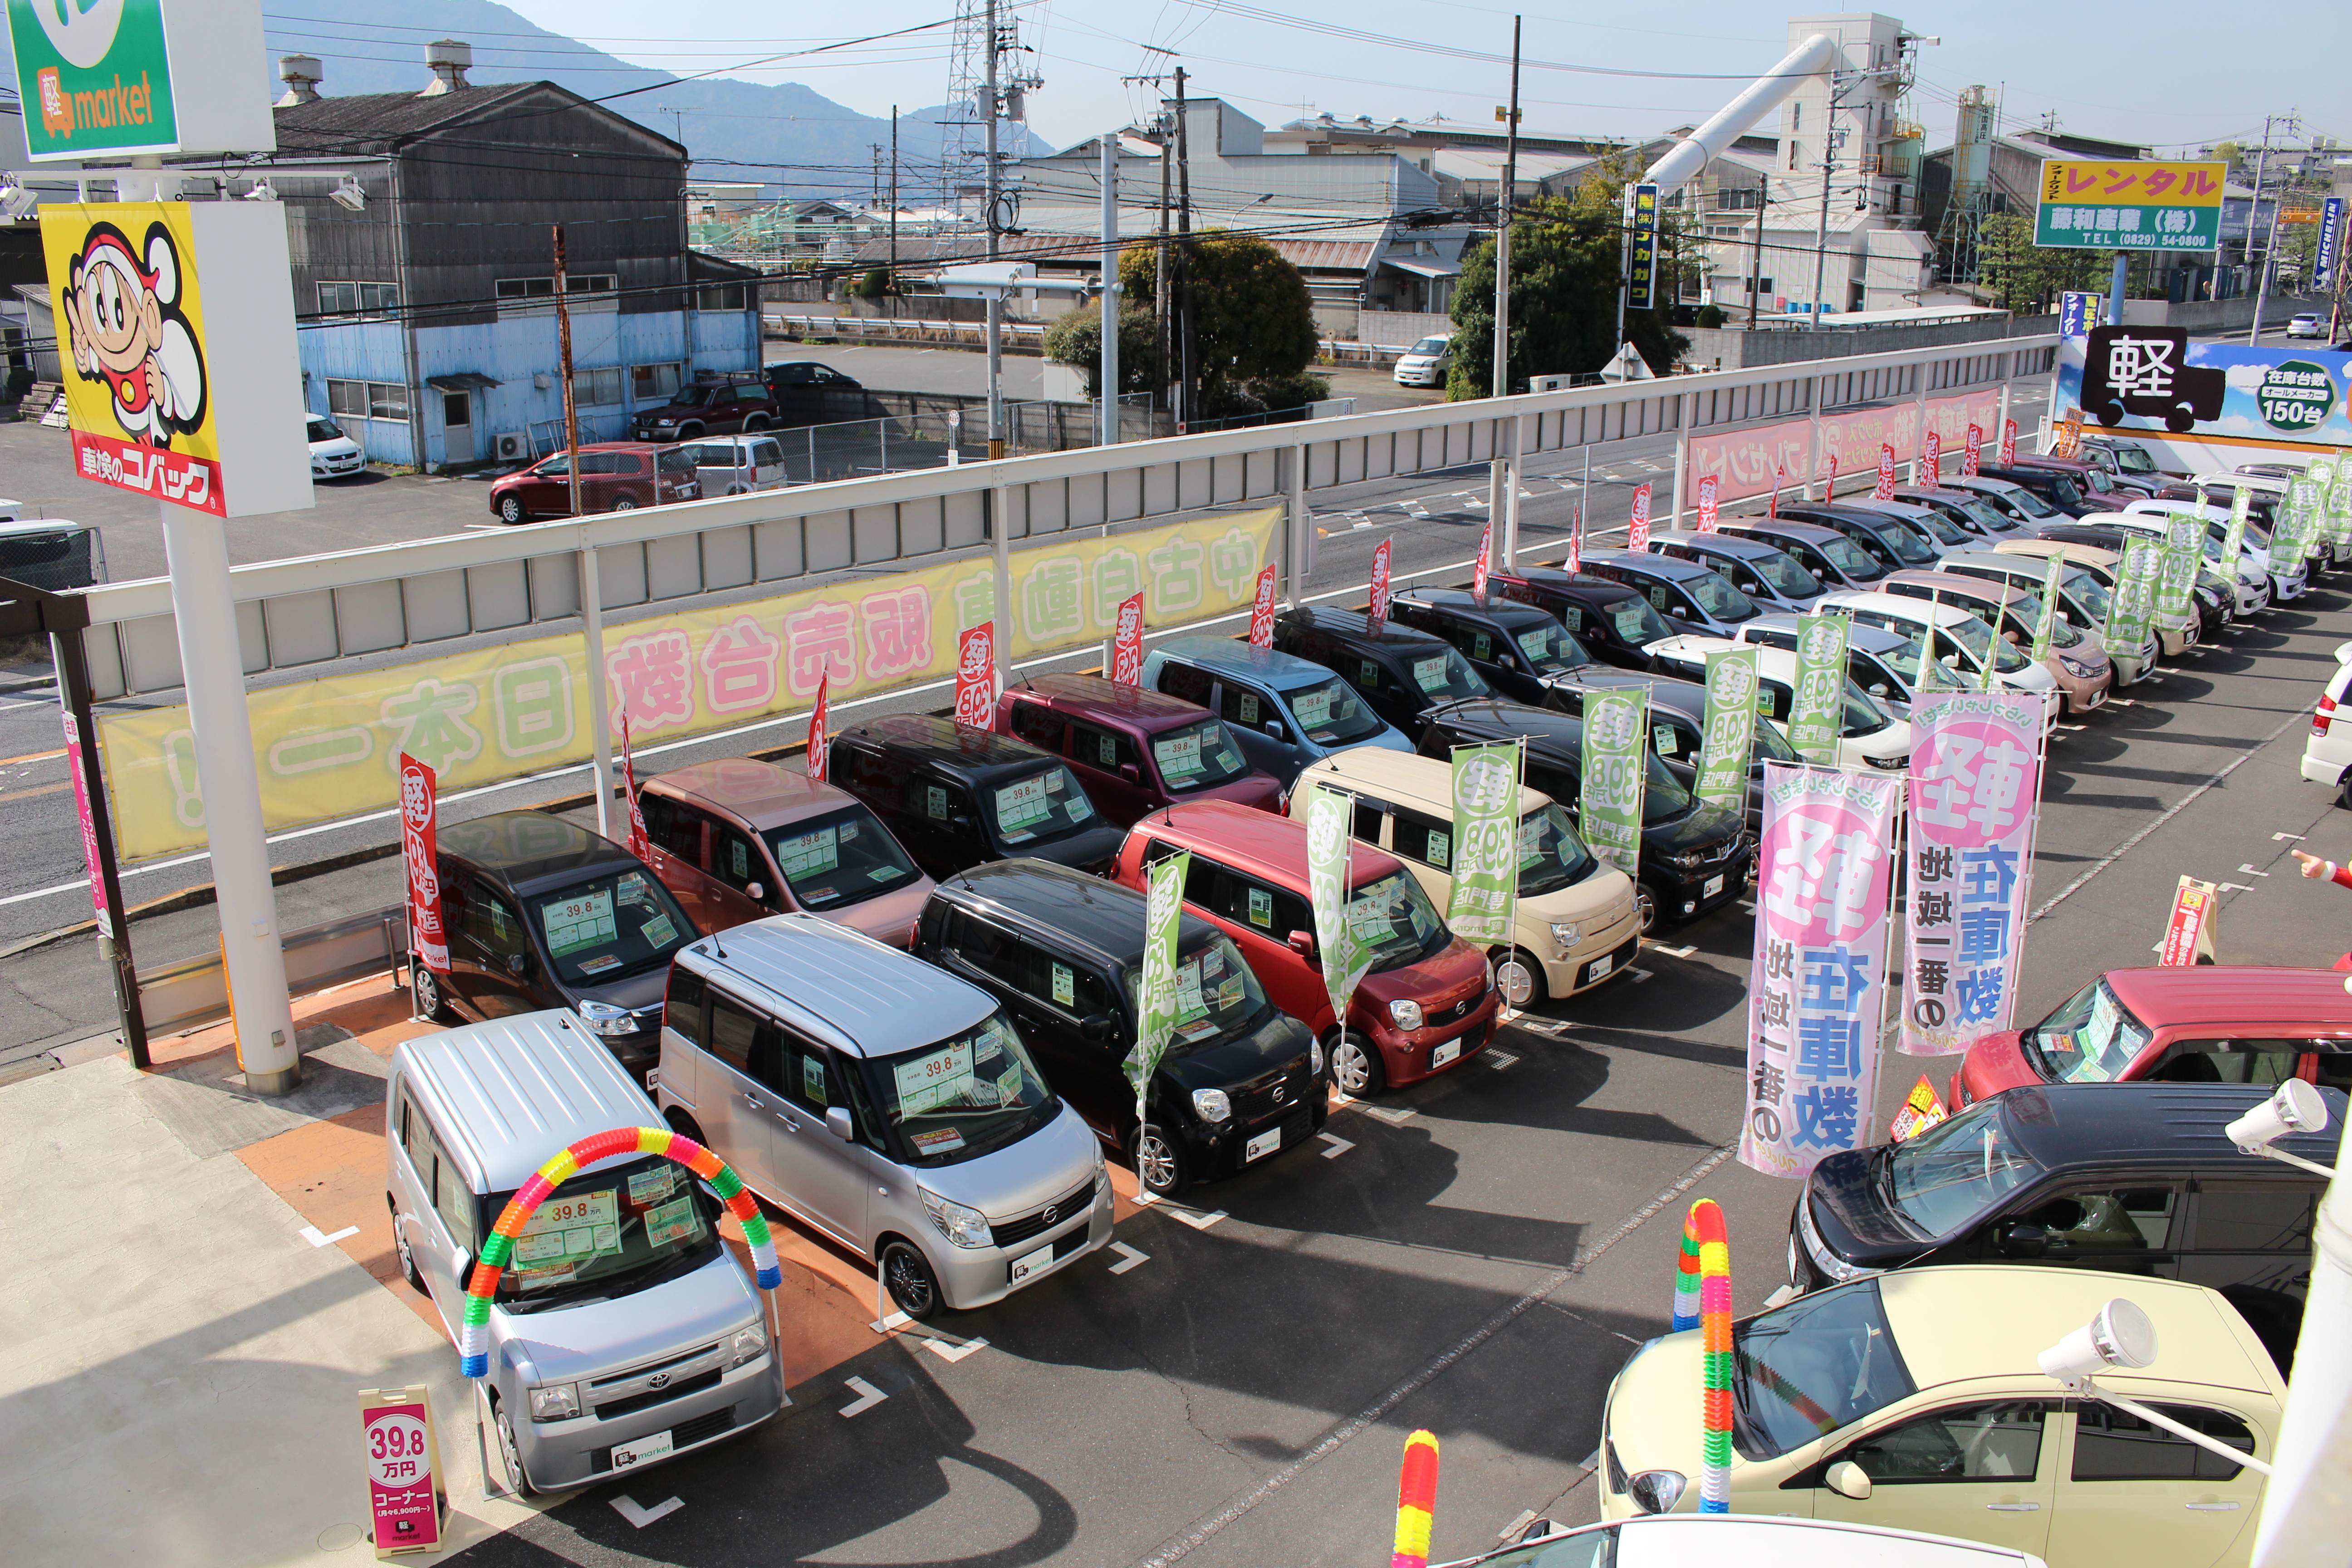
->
940, 0, 1040, 222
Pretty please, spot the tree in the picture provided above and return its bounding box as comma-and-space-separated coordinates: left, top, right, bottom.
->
1042, 306, 1166, 399
1977, 215, 2107, 314
851, 266, 895, 300
1445, 158, 1688, 398
1113, 230, 1321, 418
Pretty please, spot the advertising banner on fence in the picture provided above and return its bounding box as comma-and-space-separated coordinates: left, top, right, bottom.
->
1695, 648, 1759, 813
1901, 690, 2046, 1056
99, 507, 1280, 861
1304, 784, 1374, 1023
1445, 741, 1522, 943
1687, 388, 2002, 504
2053, 334, 2352, 455
399, 754, 447, 976
1579, 688, 1647, 878
1788, 613, 1850, 764
1109, 591, 1146, 685
1740, 763, 1901, 1178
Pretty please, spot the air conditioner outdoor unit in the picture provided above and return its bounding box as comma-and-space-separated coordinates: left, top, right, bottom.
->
494, 431, 528, 462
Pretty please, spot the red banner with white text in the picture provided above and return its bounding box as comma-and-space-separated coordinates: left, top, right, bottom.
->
1687, 389, 2004, 504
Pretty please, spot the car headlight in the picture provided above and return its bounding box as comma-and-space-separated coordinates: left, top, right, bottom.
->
1670, 849, 1705, 870
920, 1186, 993, 1249
1628, 1470, 1687, 1515
576, 999, 639, 1036
1797, 1191, 1872, 1283
1308, 1036, 1324, 1076
1549, 921, 1581, 956
727, 1323, 767, 1368
1388, 999, 1425, 1032
1192, 1087, 1232, 1123
528, 1382, 582, 1422
2058, 654, 2092, 678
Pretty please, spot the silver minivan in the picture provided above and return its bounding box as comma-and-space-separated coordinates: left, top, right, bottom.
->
685, 434, 789, 495
655, 914, 1112, 1320
386, 1012, 783, 1494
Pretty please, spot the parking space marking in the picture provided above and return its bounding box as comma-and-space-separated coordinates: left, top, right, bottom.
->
2221, 882, 2258, 893
610, 1495, 684, 1528
299, 1224, 360, 1248
1109, 1241, 1152, 1273
1316, 1132, 1355, 1158
1168, 1206, 1228, 1230
1485, 1049, 1520, 1071
1628, 967, 1655, 984
1512, 1017, 1568, 1036
2275, 832, 2307, 841
1650, 943, 1695, 958
1362, 1103, 1416, 1126
913, 1330, 990, 1364
2237, 863, 2271, 877
839, 1377, 888, 1418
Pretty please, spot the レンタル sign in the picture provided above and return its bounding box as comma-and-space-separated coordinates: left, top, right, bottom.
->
2035, 159, 2227, 250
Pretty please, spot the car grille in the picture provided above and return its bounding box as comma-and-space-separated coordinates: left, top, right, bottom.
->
1428, 990, 1484, 1028
593, 1367, 722, 1421
1865, 752, 1908, 771
1606, 1439, 1628, 1494
588, 1339, 725, 1420
1236, 1056, 1314, 1125
590, 1407, 736, 1474
987, 1175, 1099, 1250
1699, 833, 1747, 865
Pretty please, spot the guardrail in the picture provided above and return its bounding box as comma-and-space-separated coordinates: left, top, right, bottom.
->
69, 331, 2054, 699
136, 905, 407, 1035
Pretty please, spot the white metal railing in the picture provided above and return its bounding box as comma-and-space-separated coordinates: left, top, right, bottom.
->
72, 332, 2054, 698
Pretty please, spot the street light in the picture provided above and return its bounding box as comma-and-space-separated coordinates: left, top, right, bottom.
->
2225, 1078, 2337, 1178
2037, 1298, 2274, 1477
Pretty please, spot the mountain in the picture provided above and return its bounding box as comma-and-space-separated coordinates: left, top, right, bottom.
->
0, 0, 1052, 201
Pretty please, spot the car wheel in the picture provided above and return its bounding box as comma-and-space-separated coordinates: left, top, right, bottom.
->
879, 1239, 943, 1321
1492, 946, 1546, 1009
393, 1212, 426, 1292
611, 494, 639, 511
1633, 882, 1661, 934
744, 415, 769, 431
1329, 1029, 1387, 1097
412, 960, 447, 1023
679, 423, 705, 440
492, 1396, 536, 1495
496, 495, 524, 524
1132, 1122, 1189, 1198
2337, 770, 2352, 811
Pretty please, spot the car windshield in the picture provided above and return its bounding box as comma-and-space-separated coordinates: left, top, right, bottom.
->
2061, 566, 2113, 622
1744, 549, 1821, 598
1936, 612, 2031, 674
1285, 675, 1387, 746
306, 417, 344, 443
2079, 467, 2116, 493
2027, 975, 2154, 1083
1752, 715, 1802, 763
1960, 498, 2021, 533
2113, 446, 2158, 474
1152, 717, 1253, 793
986, 766, 1100, 846
765, 805, 921, 910
1731, 1279, 1919, 1461
1886, 1099, 2046, 1236
1509, 617, 1593, 674
1870, 520, 1938, 566
533, 868, 691, 985
1994, 483, 2060, 519
1872, 625, 1967, 691
1346, 869, 1454, 972
2027, 602, 2085, 650
1843, 678, 1895, 737
860, 1010, 1057, 1166
1607, 595, 1674, 645
485, 1154, 723, 1311
1816, 533, 1885, 581
1627, 745, 1696, 823
1411, 336, 1450, 355
1897, 506, 1969, 545
1123, 934, 1272, 1054
1401, 642, 1491, 701
1516, 802, 1599, 897
2042, 475, 2086, 508
1683, 569, 1759, 622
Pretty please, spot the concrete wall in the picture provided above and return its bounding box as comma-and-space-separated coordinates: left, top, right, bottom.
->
1359, 309, 1454, 348
2118, 293, 2323, 333
1679, 313, 2049, 372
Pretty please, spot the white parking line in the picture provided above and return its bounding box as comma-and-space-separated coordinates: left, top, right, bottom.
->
2237, 863, 2271, 877
1485, 1049, 1520, 1071
2220, 881, 2258, 893
1362, 1103, 1416, 1126
1109, 1241, 1152, 1273
1317, 1132, 1355, 1158
914, 1330, 990, 1363
611, 1495, 684, 1528
838, 1377, 888, 1417
1168, 1207, 1228, 1231
1628, 967, 1656, 984
1650, 943, 1695, 958
2274, 832, 2307, 841
299, 1224, 360, 1248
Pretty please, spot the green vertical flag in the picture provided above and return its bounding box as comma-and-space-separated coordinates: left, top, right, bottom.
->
2029, 553, 2065, 664
1578, 688, 1647, 878
2223, 488, 2252, 583
2288, 478, 2323, 572
2313, 457, 2347, 549
1446, 741, 1522, 944
1695, 648, 1759, 812
2103, 539, 2160, 656
1127, 848, 1192, 1128
1914, 591, 1950, 693
1789, 613, 1849, 764
2152, 511, 2202, 633
1303, 784, 1373, 1025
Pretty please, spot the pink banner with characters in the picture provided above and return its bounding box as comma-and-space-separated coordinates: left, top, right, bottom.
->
1689, 389, 2004, 504
1740, 764, 1903, 1179
1901, 691, 2048, 1055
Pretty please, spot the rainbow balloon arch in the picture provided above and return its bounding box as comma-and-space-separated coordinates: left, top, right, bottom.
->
1671, 1199, 1732, 1514
1391, 1428, 1440, 1568
457, 1126, 782, 1378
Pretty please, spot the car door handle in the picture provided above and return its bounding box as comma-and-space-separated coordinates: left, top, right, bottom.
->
2185, 1502, 2240, 1512
743, 1095, 764, 1110
1984, 1503, 2041, 1512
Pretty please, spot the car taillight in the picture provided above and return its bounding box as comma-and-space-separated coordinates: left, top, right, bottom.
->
2318, 692, 2337, 737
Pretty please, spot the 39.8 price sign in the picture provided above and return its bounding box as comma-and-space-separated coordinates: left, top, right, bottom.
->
358, 1388, 442, 1556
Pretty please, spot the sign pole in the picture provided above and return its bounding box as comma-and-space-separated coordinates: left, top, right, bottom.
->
2107, 252, 2128, 327
50, 619, 150, 1069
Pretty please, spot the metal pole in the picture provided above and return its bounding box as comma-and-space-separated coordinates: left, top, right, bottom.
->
991, 483, 1013, 696
1913, 363, 1931, 483
553, 225, 584, 520
578, 545, 614, 838
1669, 392, 1692, 528
1808, 373, 1827, 500
1502, 412, 1524, 571
2247, 117, 2278, 345
49, 622, 148, 1069
1749, 184, 1767, 327
1488, 14, 1521, 519
161, 502, 299, 1094
1810, 105, 1835, 332
1286, 442, 1309, 606
1101, 132, 1121, 446
889, 105, 899, 300
1156, 108, 1172, 421
2107, 250, 2128, 327
984, 0, 1005, 460
1175, 67, 1196, 431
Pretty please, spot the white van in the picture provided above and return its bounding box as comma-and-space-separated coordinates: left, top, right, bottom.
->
2302, 641, 2352, 807
683, 434, 789, 495
386, 1011, 783, 1494
1646, 635, 1913, 773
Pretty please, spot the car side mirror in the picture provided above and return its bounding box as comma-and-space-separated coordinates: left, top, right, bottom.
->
1080, 1014, 1117, 1045
824, 1106, 855, 1142
1119, 763, 1140, 785
745, 881, 766, 902
1264, 719, 1284, 739
506, 953, 530, 977
1997, 1222, 2048, 1259
1825, 1461, 1873, 1501
1287, 930, 1317, 959
1867, 684, 1889, 697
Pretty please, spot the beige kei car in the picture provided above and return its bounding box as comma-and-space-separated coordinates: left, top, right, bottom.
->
1290, 747, 1642, 1007
1597, 1268, 2282, 1568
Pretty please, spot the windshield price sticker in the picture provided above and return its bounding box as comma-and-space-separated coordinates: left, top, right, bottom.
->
894, 1040, 976, 1114
541, 889, 616, 956
643, 1195, 699, 1248
1293, 689, 1331, 728
1412, 656, 1450, 693
515, 1189, 620, 1268
997, 776, 1052, 829
1517, 628, 1554, 662
1157, 731, 1204, 778
775, 826, 839, 880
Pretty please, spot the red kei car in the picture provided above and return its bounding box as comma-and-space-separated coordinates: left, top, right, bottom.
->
488, 441, 700, 524
1950, 965, 2352, 1109
1112, 800, 1499, 1096
997, 672, 1281, 828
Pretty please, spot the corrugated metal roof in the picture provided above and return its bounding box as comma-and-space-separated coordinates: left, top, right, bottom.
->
274, 83, 681, 157
1271, 239, 1377, 271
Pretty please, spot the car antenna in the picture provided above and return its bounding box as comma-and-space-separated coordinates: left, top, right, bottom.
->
710, 929, 728, 959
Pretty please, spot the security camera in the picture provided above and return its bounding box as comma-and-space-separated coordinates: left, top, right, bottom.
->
329, 174, 367, 212
2037, 1298, 2156, 1392
2225, 1077, 2328, 1155
0, 177, 35, 220
244, 179, 280, 202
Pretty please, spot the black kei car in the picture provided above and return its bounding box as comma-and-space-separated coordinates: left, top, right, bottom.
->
1483, 568, 1677, 668
1542, 668, 1800, 835
421, 810, 697, 1083
1271, 604, 1506, 742
1385, 586, 1599, 706
830, 715, 1127, 881
917, 859, 1324, 1196
1416, 699, 1751, 932
1790, 1082, 2342, 1373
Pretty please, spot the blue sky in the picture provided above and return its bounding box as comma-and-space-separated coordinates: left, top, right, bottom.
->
486, 0, 2342, 154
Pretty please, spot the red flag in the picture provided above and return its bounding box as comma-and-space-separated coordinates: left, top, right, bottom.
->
1769, 464, 1784, 518
955, 622, 997, 728
1110, 591, 1145, 685
1247, 563, 1279, 648
1964, 422, 1983, 476
1695, 475, 1720, 534
1472, 523, 1493, 598
1874, 442, 1896, 501
1922, 428, 1942, 483
2000, 418, 2018, 466
1826, 451, 1839, 497
1565, 504, 1583, 575
400, 753, 449, 975
1627, 483, 1652, 551
805, 676, 830, 783
1369, 538, 1393, 620
617, 712, 651, 862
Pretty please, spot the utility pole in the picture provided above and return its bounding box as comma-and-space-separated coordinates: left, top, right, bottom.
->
553, 225, 584, 522
2246, 114, 2298, 345
1749, 179, 1768, 326
888, 106, 900, 315
983, 0, 1004, 459
1100, 130, 1121, 446
1488, 15, 1522, 566
1175, 65, 1196, 431
1809, 112, 1838, 331
1157, 109, 1173, 418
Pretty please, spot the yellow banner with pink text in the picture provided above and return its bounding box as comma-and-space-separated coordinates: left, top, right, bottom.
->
98, 506, 1281, 862
1689, 388, 2004, 503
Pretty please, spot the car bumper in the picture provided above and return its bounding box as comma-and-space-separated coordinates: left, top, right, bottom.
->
927, 1181, 1115, 1311
1187, 1092, 1328, 1180
1369, 996, 1501, 1088
311, 458, 363, 477
513, 1354, 783, 1491
1546, 930, 1643, 998
2302, 743, 2348, 787
1648, 850, 1753, 922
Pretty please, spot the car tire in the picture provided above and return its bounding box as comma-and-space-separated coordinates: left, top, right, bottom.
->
679, 423, 705, 439
744, 415, 769, 431
879, 1239, 943, 1321
496, 495, 524, 524
2337, 770, 2352, 811
412, 960, 448, 1023
1633, 882, 1662, 934
1491, 946, 1546, 1009
611, 494, 639, 511
491, 1395, 536, 1496
1132, 1121, 1190, 1198
1329, 1028, 1387, 1097
392, 1208, 426, 1292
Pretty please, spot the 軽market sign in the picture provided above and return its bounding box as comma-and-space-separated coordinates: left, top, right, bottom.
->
7, 0, 273, 161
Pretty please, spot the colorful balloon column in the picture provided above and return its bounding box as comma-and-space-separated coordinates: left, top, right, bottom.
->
1673, 1199, 1733, 1514
457, 1126, 782, 1378
1392, 1428, 1441, 1568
